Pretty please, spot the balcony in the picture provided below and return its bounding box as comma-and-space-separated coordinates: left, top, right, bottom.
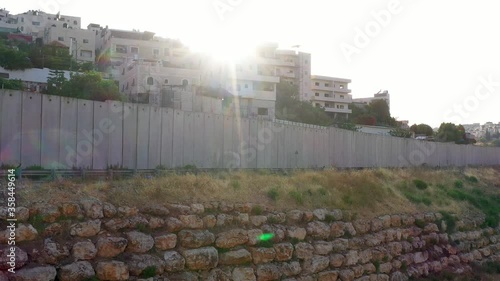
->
312, 95, 352, 103
324, 107, 352, 114
235, 72, 279, 83
236, 90, 276, 101
334, 87, 352, 94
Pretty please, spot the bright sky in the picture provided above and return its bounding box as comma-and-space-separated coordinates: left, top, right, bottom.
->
4, 0, 500, 127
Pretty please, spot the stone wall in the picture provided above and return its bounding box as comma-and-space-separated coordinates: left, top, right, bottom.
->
1, 199, 499, 281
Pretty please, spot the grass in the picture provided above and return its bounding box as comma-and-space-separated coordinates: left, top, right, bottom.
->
439, 211, 457, 233
139, 266, 157, 278
14, 167, 500, 221
413, 179, 428, 190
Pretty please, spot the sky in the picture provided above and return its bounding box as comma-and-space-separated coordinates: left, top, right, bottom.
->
3, 0, 500, 128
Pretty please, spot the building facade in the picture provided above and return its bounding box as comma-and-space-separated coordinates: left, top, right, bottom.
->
274, 50, 311, 101
310, 75, 352, 119
43, 25, 96, 62
0, 9, 81, 37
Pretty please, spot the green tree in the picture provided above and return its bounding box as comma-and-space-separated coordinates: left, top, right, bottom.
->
45, 69, 67, 96
0, 43, 33, 70
389, 128, 413, 138
485, 130, 492, 141
275, 81, 333, 126
436, 123, 464, 143
410, 123, 434, 136
0, 78, 23, 90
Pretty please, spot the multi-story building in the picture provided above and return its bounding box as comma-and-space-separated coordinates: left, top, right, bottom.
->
95, 28, 197, 80
0, 9, 80, 37
353, 90, 391, 109
43, 25, 96, 63
274, 50, 311, 101
310, 75, 352, 119
199, 43, 280, 119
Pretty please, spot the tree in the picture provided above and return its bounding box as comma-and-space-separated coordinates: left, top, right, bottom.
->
0, 43, 33, 70
45, 71, 122, 102
410, 123, 434, 136
275, 80, 333, 126
485, 130, 492, 141
436, 123, 464, 143
368, 99, 395, 126
0, 78, 23, 90
389, 128, 413, 138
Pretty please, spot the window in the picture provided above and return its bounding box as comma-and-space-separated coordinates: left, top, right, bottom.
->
58, 37, 64, 41
131, 47, 139, 54
182, 79, 189, 86
258, 108, 268, 116
0, 73, 9, 79
315, 82, 319, 86
325, 83, 330, 87
336, 105, 345, 109
164, 79, 169, 84
340, 95, 344, 99
32, 21, 40, 26
80, 50, 92, 58
340, 85, 345, 89
153, 49, 160, 56
116, 45, 127, 53
62, 23, 68, 28
83, 39, 89, 43
315, 93, 319, 97
325, 94, 331, 98
73, 20, 78, 25
147, 77, 154, 85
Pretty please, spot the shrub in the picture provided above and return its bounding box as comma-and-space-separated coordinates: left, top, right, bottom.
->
454, 180, 463, 188
439, 211, 456, 233
251, 205, 263, 215
231, 180, 241, 190
267, 187, 279, 201
413, 179, 428, 190
289, 190, 304, 205
466, 176, 478, 183
415, 219, 426, 228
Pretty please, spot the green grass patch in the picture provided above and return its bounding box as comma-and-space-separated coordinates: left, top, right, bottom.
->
231, 180, 241, 190
251, 205, 263, 215
446, 188, 500, 228
267, 187, 279, 201
413, 179, 428, 190
454, 180, 464, 188
289, 190, 304, 205
139, 266, 157, 278
439, 211, 456, 233
466, 175, 479, 183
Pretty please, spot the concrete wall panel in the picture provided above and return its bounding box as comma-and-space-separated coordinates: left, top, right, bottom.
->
203, 113, 216, 168
213, 114, 224, 168
41, 95, 61, 169
58, 97, 78, 169
222, 116, 234, 169
247, 119, 258, 169
193, 112, 205, 168
92, 101, 109, 169
160, 108, 174, 168
108, 101, 124, 168
0, 90, 22, 165
275, 122, 286, 168
136, 105, 150, 169
148, 107, 162, 169
75, 99, 93, 169
21, 93, 42, 167
122, 103, 138, 169
182, 112, 195, 167
172, 110, 184, 167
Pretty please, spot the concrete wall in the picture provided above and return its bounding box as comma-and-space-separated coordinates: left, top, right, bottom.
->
1, 90, 500, 169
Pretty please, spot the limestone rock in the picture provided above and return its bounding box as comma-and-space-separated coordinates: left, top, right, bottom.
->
166, 217, 184, 232
302, 255, 329, 274
9, 266, 57, 281
318, 270, 339, 281
232, 267, 256, 281
216, 229, 248, 248
306, 221, 330, 239
60, 202, 82, 218
281, 261, 302, 277
125, 231, 154, 253
164, 251, 185, 272
80, 199, 103, 219
154, 233, 177, 250
96, 261, 129, 281
295, 242, 314, 260
102, 202, 117, 218
182, 247, 219, 270
287, 226, 307, 241
58, 261, 95, 281
97, 236, 128, 258
70, 220, 101, 237
274, 242, 294, 261
250, 247, 276, 264
127, 254, 165, 276
72, 240, 97, 260
178, 229, 215, 248
0, 246, 28, 270
256, 264, 281, 281
16, 224, 38, 242
220, 249, 252, 265
179, 215, 204, 229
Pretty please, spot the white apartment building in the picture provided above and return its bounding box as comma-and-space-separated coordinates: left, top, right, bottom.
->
96, 28, 197, 80
353, 90, 391, 109
119, 59, 201, 106
311, 75, 352, 119
43, 25, 96, 62
200, 43, 281, 119
274, 50, 312, 101
0, 9, 80, 37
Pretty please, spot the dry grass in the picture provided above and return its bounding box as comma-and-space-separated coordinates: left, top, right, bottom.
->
16, 167, 500, 219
